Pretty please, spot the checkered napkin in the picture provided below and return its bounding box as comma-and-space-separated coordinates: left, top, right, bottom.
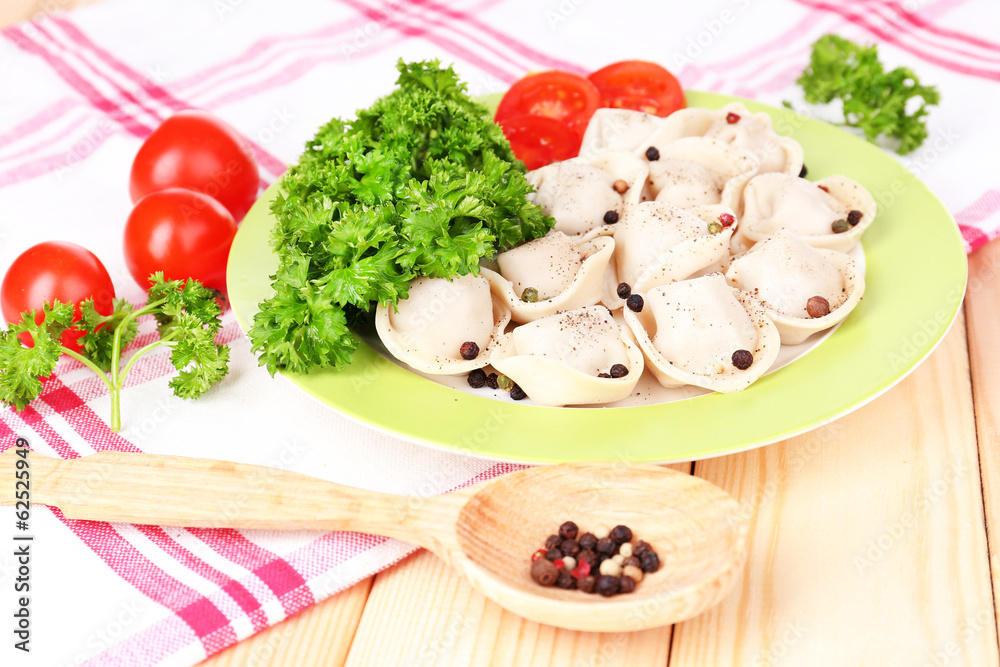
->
0, 0, 997, 664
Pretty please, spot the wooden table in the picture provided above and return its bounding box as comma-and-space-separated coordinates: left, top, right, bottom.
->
193, 235, 1000, 664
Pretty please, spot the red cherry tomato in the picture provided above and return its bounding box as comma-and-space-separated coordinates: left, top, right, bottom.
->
1, 241, 115, 352
587, 60, 685, 117
123, 188, 237, 294
129, 111, 259, 222
497, 114, 581, 171
495, 70, 600, 141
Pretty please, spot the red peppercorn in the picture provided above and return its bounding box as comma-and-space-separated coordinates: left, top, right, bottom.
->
570, 559, 592, 579
818, 184, 830, 193
531, 548, 547, 562
719, 213, 735, 228
553, 559, 565, 570
726, 112, 741, 124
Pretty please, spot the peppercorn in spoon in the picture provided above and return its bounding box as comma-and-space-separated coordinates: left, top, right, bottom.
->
0, 449, 747, 632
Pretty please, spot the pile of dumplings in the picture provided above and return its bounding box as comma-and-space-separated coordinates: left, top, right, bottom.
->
375, 102, 875, 407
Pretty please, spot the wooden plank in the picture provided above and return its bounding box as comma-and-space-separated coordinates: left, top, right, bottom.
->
964, 234, 1000, 659
200, 577, 373, 667
345, 550, 671, 667
0, 0, 101, 28
671, 317, 999, 665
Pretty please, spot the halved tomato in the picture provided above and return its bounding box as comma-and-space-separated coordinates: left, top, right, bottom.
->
497, 114, 581, 171
587, 60, 685, 117
495, 70, 600, 141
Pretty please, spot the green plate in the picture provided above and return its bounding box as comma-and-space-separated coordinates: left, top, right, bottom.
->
227, 91, 967, 464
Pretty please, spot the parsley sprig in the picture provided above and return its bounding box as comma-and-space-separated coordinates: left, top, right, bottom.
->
248, 60, 553, 376
790, 34, 940, 154
0, 274, 229, 432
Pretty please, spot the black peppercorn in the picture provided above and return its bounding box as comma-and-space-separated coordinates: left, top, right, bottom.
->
577, 549, 598, 570
467, 369, 486, 388
848, 209, 862, 226
485, 373, 499, 390
626, 294, 644, 312
610, 525, 633, 544
556, 571, 576, 589
545, 534, 563, 551
645, 146, 660, 161
577, 576, 597, 593
595, 575, 620, 597
596, 537, 616, 556
560, 539, 580, 557
618, 575, 637, 594
597, 372, 612, 378
603, 210, 619, 224
623, 556, 641, 570
799, 164, 808, 178
616, 282, 631, 299
460, 341, 480, 360
732, 349, 754, 370
640, 551, 661, 573
510, 384, 527, 401
546, 547, 564, 562
559, 521, 578, 540
531, 559, 559, 586
579, 533, 597, 551
609, 364, 629, 379
633, 540, 651, 556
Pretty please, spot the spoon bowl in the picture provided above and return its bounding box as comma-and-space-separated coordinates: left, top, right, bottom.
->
0, 449, 747, 632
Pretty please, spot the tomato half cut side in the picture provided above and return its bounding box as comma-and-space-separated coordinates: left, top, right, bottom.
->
587, 60, 685, 117
495, 70, 600, 140
498, 114, 581, 171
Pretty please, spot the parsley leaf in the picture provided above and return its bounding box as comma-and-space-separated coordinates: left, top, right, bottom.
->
249, 59, 554, 375
791, 34, 940, 154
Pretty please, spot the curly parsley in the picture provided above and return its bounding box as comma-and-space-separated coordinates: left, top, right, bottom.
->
248, 60, 554, 376
791, 34, 940, 154
0, 274, 229, 432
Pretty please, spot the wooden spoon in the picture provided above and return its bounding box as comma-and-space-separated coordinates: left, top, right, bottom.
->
0, 449, 747, 632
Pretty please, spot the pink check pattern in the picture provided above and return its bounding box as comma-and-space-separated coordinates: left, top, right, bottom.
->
1, 0, 998, 664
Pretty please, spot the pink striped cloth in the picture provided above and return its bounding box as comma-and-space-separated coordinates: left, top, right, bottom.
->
0, 0, 997, 664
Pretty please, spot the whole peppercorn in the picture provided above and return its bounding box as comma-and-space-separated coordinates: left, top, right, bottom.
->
596, 537, 617, 557
531, 558, 559, 586
460, 341, 480, 360
603, 210, 620, 224
726, 111, 741, 124
732, 349, 754, 370
467, 369, 487, 388
623, 565, 644, 583
848, 209, 863, 226
610, 525, 633, 544
579, 533, 597, 551
497, 374, 514, 391
633, 540, 651, 556
577, 576, 598, 593
510, 384, 527, 401
618, 575, 637, 594
595, 575, 621, 597
719, 212, 736, 228
599, 559, 623, 577
611, 554, 625, 566
561, 556, 577, 572
612, 179, 629, 194
597, 372, 612, 378
609, 364, 629, 379
623, 557, 642, 570
592, 525, 611, 540
645, 146, 660, 161
640, 551, 661, 573
626, 294, 644, 313
619, 542, 634, 558
707, 221, 723, 235
545, 534, 563, 551
616, 282, 631, 299
577, 549, 599, 570
799, 164, 808, 178
485, 373, 499, 390
560, 539, 580, 557
556, 571, 576, 589
521, 286, 539, 303
831, 219, 850, 234
559, 521, 579, 540
806, 296, 831, 319
531, 549, 547, 562
546, 547, 564, 562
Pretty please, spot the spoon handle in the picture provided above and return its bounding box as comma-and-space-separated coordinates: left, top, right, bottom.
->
1, 449, 448, 547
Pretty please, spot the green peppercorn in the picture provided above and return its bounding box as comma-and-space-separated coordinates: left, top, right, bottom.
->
832, 219, 850, 234
531, 558, 559, 586
521, 287, 539, 303
497, 374, 514, 391
708, 221, 723, 235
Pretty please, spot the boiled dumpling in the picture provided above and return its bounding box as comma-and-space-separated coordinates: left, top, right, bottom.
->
623, 274, 780, 392
734, 173, 877, 254
578, 108, 664, 158
726, 230, 865, 344
647, 137, 758, 211
489, 306, 644, 406
375, 273, 510, 374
